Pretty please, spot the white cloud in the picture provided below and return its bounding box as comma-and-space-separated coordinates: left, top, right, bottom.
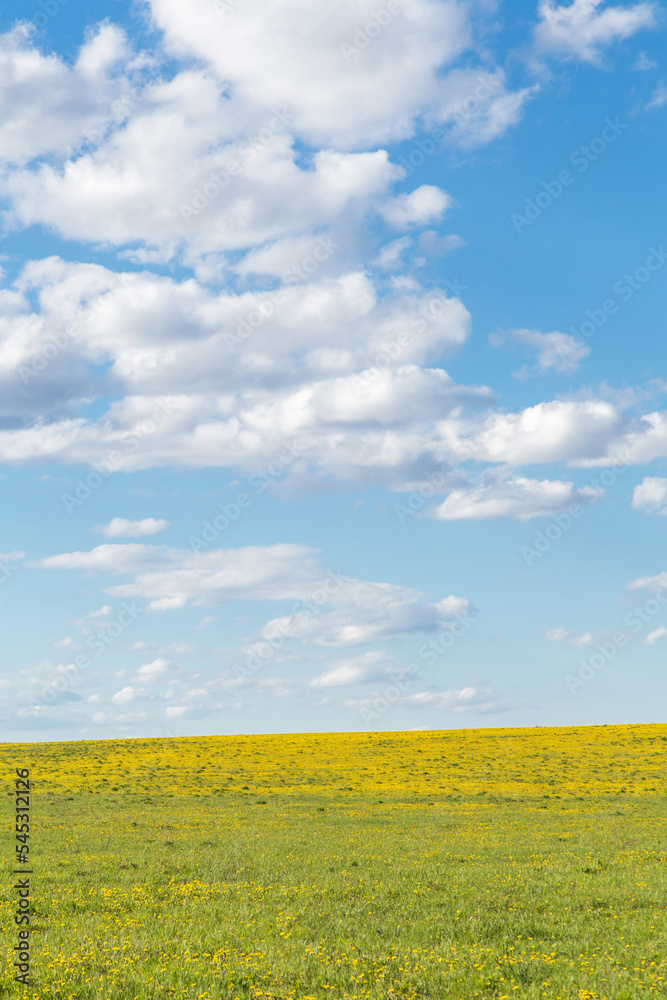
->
0, 17, 663, 519
632, 476, 667, 514
194, 615, 218, 630
404, 685, 501, 712
260, 587, 473, 647
543, 627, 595, 647
3, 276, 667, 491
437, 71, 537, 146
432, 475, 601, 521
164, 704, 212, 720
94, 517, 170, 538
53, 637, 75, 648
470, 399, 627, 466
490, 329, 590, 377
6, 129, 400, 263
111, 685, 148, 705
379, 185, 451, 228
634, 50, 658, 68
374, 236, 413, 269
545, 627, 571, 642
129, 640, 196, 655
0, 24, 132, 167
33, 542, 328, 610
645, 626, 667, 645
34, 544, 169, 574
309, 650, 394, 686
0, 8, 535, 272
627, 571, 667, 591
32, 540, 473, 647
535, 0, 657, 63
0, 259, 471, 433
346, 684, 503, 713
647, 82, 667, 109
416, 230, 465, 257
0, 550, 25, 563
570, 632, 594, 649
92, 709, 148, 725
148, 0, 472, 150
87, 605, 113, 618
134, 658, 173, 682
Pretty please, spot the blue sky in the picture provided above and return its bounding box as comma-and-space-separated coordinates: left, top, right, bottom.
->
1, 0, 666, 741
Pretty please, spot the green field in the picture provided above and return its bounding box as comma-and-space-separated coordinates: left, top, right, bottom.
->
1, 726, 666, 999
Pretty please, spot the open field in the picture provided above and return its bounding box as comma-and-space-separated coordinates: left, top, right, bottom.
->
1, 723, 667, 1000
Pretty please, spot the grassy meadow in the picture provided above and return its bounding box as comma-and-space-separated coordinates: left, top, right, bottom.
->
1, 723, 666, 999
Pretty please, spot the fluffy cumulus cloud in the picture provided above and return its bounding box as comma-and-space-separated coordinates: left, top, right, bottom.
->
2, 258, 470, 407
3, 252, 667, 491
4, 257, 667, 488
0, 257, 483, 493
534, 0, 657, 63
432, 475, 601, 521
133, 658, 173, 682
0, 3, 534, 272
0, 2, 662, 519
466, 399, 649, 467
111, 685, 149, 705
6, 129, 401, 264
379, 186, 451, 228
0, 24, 131, 167
148, 0, 474, 149
631, 477, 667, 515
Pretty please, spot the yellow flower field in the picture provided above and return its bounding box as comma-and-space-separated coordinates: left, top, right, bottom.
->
1, 724, 666, 999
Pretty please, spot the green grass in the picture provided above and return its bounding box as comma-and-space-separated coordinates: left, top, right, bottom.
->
2, 785, 666, 999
